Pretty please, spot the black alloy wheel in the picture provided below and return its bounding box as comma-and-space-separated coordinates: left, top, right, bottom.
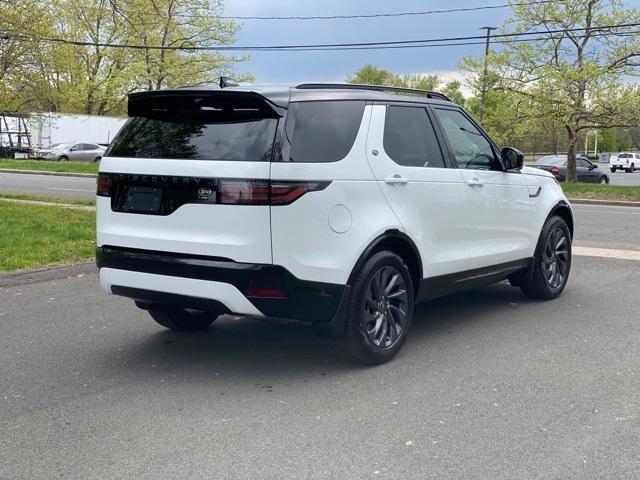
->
336, 250, 415, 365
363, 265, 410, 349
541, 226, 570, 289
519, 215, 572, 300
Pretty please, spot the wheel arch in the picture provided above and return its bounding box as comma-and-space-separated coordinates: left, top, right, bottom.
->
347, 229, 422, 295
547, 201, 574, 237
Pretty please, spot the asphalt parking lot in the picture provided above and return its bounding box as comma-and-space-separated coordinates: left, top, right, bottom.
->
1, 205, 639, 479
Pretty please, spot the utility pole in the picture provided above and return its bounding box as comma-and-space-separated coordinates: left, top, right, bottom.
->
479, 26, 497, 122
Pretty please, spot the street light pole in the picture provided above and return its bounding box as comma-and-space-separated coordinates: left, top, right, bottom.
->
479, 26, 497, 122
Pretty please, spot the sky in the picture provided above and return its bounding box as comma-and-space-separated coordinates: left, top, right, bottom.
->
223, 0, 640, 89
223, 0, 516, 85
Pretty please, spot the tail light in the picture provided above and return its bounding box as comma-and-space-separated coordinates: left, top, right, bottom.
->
218, 179, 329, 205
550, 166, 560, 176
97, 173, 111, 196
270, 181, 329, 205
218, 179, 270, 205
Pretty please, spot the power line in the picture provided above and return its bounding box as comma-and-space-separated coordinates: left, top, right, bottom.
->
184, 1, 558, 21
1, 22, 638, 52
98, 0, 558, 22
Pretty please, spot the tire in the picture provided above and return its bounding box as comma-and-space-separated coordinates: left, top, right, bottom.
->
335, 251, 415, 365
610, 167, 616, 173
599, 176, 609, 184
94, 157, 101, 163
519, 216, 572, 300
630, 164, 635, 173
148, 304, 219, 332
58, 155, 68, 162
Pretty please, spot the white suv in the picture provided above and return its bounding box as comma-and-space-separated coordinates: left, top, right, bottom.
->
96, 82, 573, 364
609, 152, 639, 173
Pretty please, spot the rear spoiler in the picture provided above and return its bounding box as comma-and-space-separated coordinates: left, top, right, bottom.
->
127, 90, 285, 118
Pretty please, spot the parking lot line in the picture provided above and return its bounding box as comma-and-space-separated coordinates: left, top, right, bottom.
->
573, 246, 640, 261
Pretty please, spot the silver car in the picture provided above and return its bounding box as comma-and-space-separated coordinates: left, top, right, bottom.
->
44, 142, 106, 162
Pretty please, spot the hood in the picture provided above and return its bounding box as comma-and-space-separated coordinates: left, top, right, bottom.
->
521, 165, 554, 178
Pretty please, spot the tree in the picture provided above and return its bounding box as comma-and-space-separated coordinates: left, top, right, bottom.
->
348, 65, 465, 106
110, 0, 251, 92
0, 0, 58, 111
0, 0, 250, 115
461, 0, 640, 181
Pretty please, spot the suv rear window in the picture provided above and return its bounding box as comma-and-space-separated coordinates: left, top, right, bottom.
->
384, 106, 445, 168
106, 94, 279, 161
285, 101, 365, 162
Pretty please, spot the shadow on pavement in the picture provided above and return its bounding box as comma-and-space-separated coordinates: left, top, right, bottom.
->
104, 281, 533, 382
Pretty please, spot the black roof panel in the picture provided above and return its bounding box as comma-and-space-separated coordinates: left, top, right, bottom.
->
131, 83, 455, 110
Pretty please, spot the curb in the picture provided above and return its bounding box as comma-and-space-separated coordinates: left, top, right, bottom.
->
0, 262, 96, 288
0, 168, 96, 178
568, 198, 640, 208
0, 198, 95, 210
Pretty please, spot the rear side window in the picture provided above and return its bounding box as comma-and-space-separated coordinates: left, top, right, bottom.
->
106, 94, 279, 161
285, 101, 365, 162
384, 106, 445, 168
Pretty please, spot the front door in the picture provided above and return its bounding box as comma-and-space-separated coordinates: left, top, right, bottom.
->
366, 104, 469, 279
431, 107, 533, 270
576, 158, 598, 182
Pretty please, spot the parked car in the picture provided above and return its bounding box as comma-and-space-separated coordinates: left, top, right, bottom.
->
96, 82, 573, 364
532, 155, 609, 183
609, 152, 639, 173
43, 142, 106, 162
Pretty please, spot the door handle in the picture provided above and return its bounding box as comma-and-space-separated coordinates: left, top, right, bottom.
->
384, 175, 408, 185
467, 177, 484, 186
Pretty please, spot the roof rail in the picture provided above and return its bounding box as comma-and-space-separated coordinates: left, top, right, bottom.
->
295, 83, 451, 102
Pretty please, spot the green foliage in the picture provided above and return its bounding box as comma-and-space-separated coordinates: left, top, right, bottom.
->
460, 0, 640, 181
0, 0, 250, 115
348, 65, 465, 106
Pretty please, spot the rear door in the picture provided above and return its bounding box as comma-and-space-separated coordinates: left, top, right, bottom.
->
366, 103, 469, 278
97, 91, 282, 264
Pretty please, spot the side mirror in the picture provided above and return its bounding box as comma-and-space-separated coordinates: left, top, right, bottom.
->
501, 147, 524, 171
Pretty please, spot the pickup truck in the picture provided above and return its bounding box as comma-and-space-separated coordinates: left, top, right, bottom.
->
610, 152, 639, 173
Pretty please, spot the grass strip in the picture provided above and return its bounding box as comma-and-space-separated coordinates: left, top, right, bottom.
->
0, 158, 99, 174
561, 183, 640, 202
0, 201, 95, 273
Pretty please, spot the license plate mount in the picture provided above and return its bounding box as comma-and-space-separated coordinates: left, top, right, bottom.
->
125, 186, 163, 214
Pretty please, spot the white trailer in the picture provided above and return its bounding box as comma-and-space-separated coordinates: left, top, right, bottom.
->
27, 112, 127, 149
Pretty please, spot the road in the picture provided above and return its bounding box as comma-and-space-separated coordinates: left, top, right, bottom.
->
1, 206, 640, 479
1, 170, 640, 201
0, 172, 96, 200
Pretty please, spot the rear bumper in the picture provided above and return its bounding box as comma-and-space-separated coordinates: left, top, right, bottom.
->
96, 246, 346, 325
